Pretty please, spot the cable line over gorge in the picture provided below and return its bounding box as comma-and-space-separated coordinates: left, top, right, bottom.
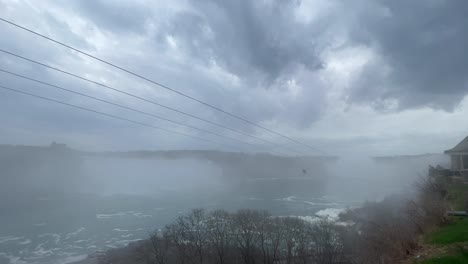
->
0, 49, 304, 155
0, 68, 287, 156
0, 85, 252, 151
0, 17, 326, 155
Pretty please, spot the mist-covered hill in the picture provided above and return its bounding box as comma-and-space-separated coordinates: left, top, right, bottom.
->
0, 144, 336, 199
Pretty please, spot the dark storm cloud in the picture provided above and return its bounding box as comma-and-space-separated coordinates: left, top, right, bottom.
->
346, 0, 468, 110
12, 0, 327, 129
154, 0, 323, 84
64, 0, 468, 111
2, 0, 468, 154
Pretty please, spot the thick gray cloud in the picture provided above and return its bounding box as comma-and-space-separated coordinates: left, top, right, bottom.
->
346, 0, 468, 110
59, 0, 328, 128
60, 0, 325, 86
1, 0, 468, 155
69, 0, 150, 34
153, 0, 323, 84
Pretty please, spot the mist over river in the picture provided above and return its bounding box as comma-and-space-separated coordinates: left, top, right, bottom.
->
0, 150, 448, 264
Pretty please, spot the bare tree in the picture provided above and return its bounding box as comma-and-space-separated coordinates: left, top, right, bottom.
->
414, 175, 449, 227
165, 221, 189, 264
149, 230, 172, 264
179, 209, 209, 264
258, 214, 283, 264
281, 217, 312, 264
310, 220, 345, 264
206, 209, 231, 264
230, 209, 263, 264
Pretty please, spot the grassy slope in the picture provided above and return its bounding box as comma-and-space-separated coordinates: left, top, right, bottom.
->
420, 251, 468, 264
417, 184, 468, 263
426, 218, 468, 245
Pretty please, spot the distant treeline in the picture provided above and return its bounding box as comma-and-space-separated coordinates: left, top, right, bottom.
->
98, 172, 450, 264
372, 153, 445, 162
0, 143, 82, 198
0, 143, 333, 198
86, 149, 339, 163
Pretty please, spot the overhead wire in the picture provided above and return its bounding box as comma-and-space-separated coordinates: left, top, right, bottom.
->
0, 49, 303, 155
0, 68, 286, 156
0, 84, 254, 152
0, 17, 327, 156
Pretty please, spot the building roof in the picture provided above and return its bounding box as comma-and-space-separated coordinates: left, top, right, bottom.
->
445, 136, 468, 154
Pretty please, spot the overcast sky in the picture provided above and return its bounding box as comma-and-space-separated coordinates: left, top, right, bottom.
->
1, 0, 467, 156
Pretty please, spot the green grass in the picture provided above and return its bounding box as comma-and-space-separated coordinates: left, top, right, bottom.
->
417, 182, 468, 263
426, 218, 468, 245
447, 184, 468, 211
420, 250, 468, 264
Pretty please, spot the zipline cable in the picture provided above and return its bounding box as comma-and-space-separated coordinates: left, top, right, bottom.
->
0, 17, 327, 155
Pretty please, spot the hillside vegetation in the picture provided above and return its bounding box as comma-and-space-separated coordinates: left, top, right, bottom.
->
412, 182, 468, 263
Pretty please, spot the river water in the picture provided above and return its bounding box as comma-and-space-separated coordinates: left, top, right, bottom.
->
0, 155, 445, 264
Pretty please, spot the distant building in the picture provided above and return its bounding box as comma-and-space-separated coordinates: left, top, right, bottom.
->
444, 136, 468, 173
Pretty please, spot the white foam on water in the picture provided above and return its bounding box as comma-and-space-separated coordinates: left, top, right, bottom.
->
113, 228, 129, 232
97, 211, 152, 219
96, 212, 126, 219
304, 201, 341, 206
114, 238, 143, 246
281, 208, 347, 224
59, 254, 88, 264
0, 236, 23, 244
70, 245, 84, 249
113, 228, 143, 232
32, 243, 55, 257
275, 196, 298, 202
17, 239, 32, 245
315, 208, 346, 221
64, 227, 85, 240
133, 212, 152, 218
